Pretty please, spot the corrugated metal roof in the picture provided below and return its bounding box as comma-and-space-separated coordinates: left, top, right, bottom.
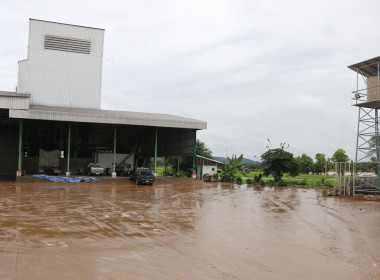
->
196, 155, 224, 165
348, 56, 380, 78
9, 105, 207, 130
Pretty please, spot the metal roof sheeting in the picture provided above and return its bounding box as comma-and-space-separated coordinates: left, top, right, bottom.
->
9, 105, 207, 130
348, 56, 380, 78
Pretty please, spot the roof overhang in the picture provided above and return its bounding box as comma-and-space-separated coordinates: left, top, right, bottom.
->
0, 91, 30, 110
196, 155, 224, 166
348, 56, 380, 78
9, 105, 207, 130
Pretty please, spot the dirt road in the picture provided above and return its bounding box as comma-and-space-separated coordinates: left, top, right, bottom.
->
0, 177, 379, 279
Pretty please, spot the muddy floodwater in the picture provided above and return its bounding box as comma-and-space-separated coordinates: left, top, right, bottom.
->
0, 178, 379, 279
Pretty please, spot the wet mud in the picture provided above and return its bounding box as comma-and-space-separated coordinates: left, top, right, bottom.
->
0, 178, 379, 279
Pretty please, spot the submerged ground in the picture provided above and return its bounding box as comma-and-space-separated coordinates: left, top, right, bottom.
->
0, 177, 379, 279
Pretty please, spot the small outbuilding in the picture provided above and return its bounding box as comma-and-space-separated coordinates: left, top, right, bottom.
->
196, 155, 224, 182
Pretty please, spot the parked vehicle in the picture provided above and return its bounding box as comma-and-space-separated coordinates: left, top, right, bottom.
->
130, 168, 155, 185
115, 163, 132, 176
87, 163, 105, 176
39, 149, 61, 175
39, 166, 60, 176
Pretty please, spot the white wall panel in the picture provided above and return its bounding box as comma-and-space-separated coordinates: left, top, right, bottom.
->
17, 19, 104, 109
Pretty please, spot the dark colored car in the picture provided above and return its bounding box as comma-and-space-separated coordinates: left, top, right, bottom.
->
130, 168, 155, 185
115, 163, 132, 176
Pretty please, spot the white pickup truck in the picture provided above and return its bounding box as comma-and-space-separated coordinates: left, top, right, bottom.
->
86, 163, 105, 176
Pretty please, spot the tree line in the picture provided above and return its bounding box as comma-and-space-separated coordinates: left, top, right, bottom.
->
178, 140, 359, 184
258, 147, 350, 183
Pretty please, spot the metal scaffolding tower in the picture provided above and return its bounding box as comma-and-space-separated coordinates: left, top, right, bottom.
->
348, 56, 380, 194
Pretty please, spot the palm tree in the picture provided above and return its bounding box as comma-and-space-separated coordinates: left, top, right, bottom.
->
219, 154, 246, 183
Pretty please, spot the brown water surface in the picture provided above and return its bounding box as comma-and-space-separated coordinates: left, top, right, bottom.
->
0, 178, 379, 279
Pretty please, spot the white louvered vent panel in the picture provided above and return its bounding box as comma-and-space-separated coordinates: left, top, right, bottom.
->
44, 35, 91, 54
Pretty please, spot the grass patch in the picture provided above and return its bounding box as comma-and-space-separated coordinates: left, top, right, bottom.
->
237, 171, 336, 180
155, 166, 165, 176
243, 177, 336, 187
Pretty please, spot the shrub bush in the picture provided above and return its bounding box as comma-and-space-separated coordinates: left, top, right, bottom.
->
278, 180, 287, 186
235, 177, 243, 185
298, 179, 307, 186
254, 173, 263, 183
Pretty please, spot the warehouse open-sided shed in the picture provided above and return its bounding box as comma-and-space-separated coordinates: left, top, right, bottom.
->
0, 19, 207, 177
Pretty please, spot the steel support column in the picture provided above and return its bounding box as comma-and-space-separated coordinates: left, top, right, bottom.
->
154, 128, 158, 173
113, 126, 117, 174
17, 119, 23, 176
66, 123, 71, 176
177, 156, 180, 174
192, 131, 197, 172
376, 109, 380, 187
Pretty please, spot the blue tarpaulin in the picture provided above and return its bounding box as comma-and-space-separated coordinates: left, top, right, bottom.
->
32, 174, 101, 183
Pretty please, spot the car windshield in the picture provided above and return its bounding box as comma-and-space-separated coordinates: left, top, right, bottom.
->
139, 170, 151, 175
89, 164, 100, 167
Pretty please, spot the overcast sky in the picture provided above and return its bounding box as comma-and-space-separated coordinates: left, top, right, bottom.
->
1, 0, 379, 160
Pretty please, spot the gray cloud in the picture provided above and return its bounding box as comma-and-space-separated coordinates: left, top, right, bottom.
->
1, 0, 379, 160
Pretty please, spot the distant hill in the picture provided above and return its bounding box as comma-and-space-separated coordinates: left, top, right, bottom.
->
214, 157, 257, 165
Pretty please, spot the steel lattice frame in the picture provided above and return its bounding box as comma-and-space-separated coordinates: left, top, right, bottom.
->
351, 58, 380, 194
354, 106, 380, 194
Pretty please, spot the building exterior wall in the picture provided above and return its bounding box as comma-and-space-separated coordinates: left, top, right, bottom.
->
17, 19, 104, 109
196, 165, 217, 179
97, 153, 134, 169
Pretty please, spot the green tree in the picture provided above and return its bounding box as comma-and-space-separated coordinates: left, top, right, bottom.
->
166, 156, 184, 174
331, 149, 349, 163
327, 157, 334, 171
296, 154, 314, 174
261, 145, 299, 183
314, 153, 326, 174
219, 154, 246, 183
196, 140, 213, 159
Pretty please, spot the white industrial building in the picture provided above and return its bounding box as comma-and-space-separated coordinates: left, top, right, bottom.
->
17, 19, 104, 109
0, 19, 206, 177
